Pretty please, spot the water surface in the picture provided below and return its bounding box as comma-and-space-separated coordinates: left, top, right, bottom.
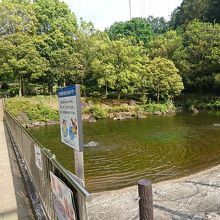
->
29, 112, 220, 192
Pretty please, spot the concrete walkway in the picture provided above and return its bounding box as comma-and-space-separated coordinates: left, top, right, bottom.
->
88, 163, 220, 219
0, 99, 34, 220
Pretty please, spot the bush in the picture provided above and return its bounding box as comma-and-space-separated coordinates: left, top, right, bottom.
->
207, 100, 220, 109
142, 103, 175, 113
89, 105, 108, 119
9, 87, 19, 97
26, 104, 59, 121
5, 98, 59, 122
6, 99, 30, 117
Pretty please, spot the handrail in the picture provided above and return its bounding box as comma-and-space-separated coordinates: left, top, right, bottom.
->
43, 148, 92, 201
4, 111, 91, 201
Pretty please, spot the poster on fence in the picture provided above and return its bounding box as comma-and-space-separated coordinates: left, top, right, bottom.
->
50, 172, 77, 220
34, 145, 42, 170
58, 85, 83, 152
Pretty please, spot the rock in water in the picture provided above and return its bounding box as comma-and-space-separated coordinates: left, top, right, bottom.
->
136, 111, 146, 119
192, 108, 199, 114
153, 111, 162, 115
213, 124, 220, 127
88, 116, 96, 123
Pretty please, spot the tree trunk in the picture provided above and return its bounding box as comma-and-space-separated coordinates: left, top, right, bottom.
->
19, 75, 23, 97
81, 75, 86, 98
48, 82, 53, 94
105, 84, 108, 98
117, 91, 121, 100
43, 81, 47, 94
141, 89, 146, 104
157, 89, 160, 103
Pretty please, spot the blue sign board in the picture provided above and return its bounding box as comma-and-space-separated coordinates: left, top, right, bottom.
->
58, 85, 83, 151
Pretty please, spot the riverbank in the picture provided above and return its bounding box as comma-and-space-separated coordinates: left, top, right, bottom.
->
87, 163, 220, 219
5, 96, 177, 127
5, 95, 220, 127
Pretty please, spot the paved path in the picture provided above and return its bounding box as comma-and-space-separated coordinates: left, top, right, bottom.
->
0, 99, 34, 220
88, 163, 220, 220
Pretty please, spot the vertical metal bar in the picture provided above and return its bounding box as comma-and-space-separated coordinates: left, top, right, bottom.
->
75, 84, 88, 220
74, 151, 85, 182
75, 84, 83, 152
129, 0, 132, 20
77, 194, 88, 220
74, 151, 87, 220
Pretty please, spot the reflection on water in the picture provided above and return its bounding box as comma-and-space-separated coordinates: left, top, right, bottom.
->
29, 112, 220, 192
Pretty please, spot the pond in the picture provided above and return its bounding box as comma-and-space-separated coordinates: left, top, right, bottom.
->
29, 112, 220, 192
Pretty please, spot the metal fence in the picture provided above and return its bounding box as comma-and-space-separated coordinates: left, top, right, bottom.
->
4, 111, 91, 220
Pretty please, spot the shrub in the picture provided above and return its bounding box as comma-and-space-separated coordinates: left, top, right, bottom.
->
142, 103, 175, 113
207, 100, 220, 109
5, 98, 59, 122
26, 104, 59, 121
89, 105, 108, 119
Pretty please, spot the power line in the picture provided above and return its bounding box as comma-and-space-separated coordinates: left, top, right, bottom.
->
129, 0, 132, 20
129, 0, 147, 20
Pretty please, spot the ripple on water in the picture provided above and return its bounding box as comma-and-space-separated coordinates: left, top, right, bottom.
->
29, 112, 220, 192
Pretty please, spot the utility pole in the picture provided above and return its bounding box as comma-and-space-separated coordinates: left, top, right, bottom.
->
129, 0, 132, 20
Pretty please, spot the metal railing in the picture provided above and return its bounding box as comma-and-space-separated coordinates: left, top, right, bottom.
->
4, 110, 91, 220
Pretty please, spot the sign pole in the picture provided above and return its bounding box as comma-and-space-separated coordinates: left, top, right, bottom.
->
74, 151, 85, 183
74, 151, 87, 220
74, 85, 87, 220
58, 84, 87, 219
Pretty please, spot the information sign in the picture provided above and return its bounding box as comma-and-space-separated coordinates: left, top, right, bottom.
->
50, 172, 77, 220
58, 85, 83, 151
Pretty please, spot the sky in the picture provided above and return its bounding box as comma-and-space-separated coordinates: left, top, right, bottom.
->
63, 0, 183, 30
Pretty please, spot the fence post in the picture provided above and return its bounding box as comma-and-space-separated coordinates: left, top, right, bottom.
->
138, 179, 153, 220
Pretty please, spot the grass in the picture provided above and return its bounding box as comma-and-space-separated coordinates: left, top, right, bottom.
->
5, 96, 59, 123
141, 103, 176, 113
5, 96, 180, 124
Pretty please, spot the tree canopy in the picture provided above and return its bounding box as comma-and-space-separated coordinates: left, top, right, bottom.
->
106, 17, 152, 47
0, 0, 219, 102
170, 0, 220, 29
147, 16, 168, 35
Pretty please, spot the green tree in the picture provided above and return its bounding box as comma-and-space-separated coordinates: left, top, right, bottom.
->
109, 39, 143, 99
106, 17, 152, 47
0, 38, 14, 83
50, 48, 78, 87
0, 33, 47, 96
90, 33, 116, 97
33, 30, 76, 94
91, 35, 143, 99
206, 0, 220, 24
147, 57, 184, 103
136, 55, 151, 103
148, 30, 189, 79
169, 0, 220, 29
72, 19, 99, 96
183, 20, 220, 93
147, 16, 168, 35
0, 1, 37, 37
33, 0, 77, 35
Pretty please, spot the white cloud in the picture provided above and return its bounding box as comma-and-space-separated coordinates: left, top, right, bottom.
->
63, 0, 182, 30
